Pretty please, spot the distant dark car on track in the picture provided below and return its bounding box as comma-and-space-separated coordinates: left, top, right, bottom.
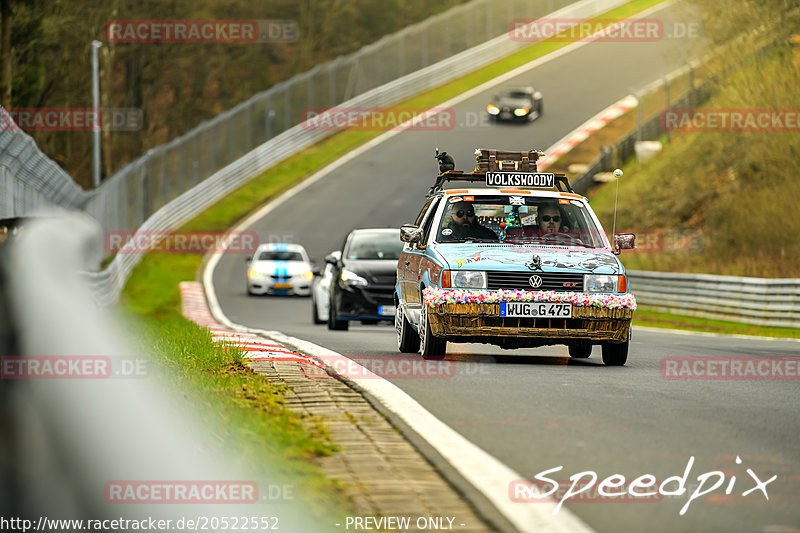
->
327, 228, 404, 331
486, 86, 543, 122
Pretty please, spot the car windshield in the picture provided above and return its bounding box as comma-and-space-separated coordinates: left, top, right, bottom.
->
435, 196, 606, 248
346, 232, 404, 260
503, 90, 531, 99
257, 251, 305, 261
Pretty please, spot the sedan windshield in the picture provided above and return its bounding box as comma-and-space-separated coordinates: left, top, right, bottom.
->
435, 196, 606, 248
346, 232, 404, 260
258, 251, 305, 261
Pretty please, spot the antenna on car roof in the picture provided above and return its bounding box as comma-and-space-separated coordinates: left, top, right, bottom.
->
611, 168, 623, 249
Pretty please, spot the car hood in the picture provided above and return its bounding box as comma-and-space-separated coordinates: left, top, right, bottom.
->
434, 245, 623, 275
342, 259, 398, 285
250, 260, 309, 276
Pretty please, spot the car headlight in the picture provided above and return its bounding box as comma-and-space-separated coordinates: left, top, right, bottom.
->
487, 104, 500, 115
297, 270, 314, 280
451, 270, 487, 289
514, 107, 530, 116
583, 274, 620, 293
340, 269, 368, 287
247, 269, 268, 280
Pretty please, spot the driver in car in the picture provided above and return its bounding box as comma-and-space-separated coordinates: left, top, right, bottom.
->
537, 204, 564, 232
441, 200, 498, 241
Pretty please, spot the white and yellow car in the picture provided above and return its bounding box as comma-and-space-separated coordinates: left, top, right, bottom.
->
246, 243, 314, 296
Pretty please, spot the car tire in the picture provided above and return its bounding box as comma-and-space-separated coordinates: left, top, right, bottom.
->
395, 303, 420, 353
419, 305, 446, 360
311, 293, 325, 324
327, 299, 348, 331
568, 344, 592, 359
601, 329, 630, 366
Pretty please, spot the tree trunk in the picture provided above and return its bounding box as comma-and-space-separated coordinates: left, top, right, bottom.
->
0, 0, 11, 108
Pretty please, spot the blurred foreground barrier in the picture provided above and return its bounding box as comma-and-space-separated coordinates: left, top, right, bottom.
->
628, 270, 800, 328
0, 214, 327, 529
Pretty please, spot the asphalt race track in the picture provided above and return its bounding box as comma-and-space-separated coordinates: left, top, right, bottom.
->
211, 4, 800, 532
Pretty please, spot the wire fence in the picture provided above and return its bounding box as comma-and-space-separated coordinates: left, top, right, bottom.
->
1, 0, 587, 233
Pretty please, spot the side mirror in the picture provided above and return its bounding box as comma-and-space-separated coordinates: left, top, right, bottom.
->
244, 255, 252, 262
400, 224, 423, 244
324, 253, 338, 265
613, 233, 636, 255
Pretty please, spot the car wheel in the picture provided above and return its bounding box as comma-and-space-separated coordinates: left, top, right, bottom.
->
311, 293, 325, 324
568, 344, 592, 359
395, 303, 420, 353
419, 305, 446, 360
602, 329, 630, 366
327, 299, 348, 331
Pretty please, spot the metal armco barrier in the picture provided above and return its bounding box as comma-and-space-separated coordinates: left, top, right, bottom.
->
628, 270, 800, 328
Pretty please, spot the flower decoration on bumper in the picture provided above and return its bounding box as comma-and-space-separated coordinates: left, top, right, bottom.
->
423, 287, 637, 310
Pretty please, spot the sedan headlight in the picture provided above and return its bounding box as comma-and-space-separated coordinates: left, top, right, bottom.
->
297, 270, 314, 280
247, 269, 268, 280
487, 104, 500, 115
340, 269, 368, 287
584, 274, 620, 293
513, 107, 530, 116
451, 270, 487, 289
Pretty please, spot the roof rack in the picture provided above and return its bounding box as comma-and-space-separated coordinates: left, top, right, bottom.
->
429, 148, 574, 195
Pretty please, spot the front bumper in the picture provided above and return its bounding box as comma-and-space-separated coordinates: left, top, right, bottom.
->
425, 297, 633, 348
248, 278, 311, 296
336, 285, 395, 320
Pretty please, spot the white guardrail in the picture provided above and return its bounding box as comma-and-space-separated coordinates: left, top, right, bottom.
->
627, 271, 800, 328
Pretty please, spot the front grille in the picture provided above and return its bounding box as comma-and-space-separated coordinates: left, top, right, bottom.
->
361, 286, 395, 305
487, 271, 584, 291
